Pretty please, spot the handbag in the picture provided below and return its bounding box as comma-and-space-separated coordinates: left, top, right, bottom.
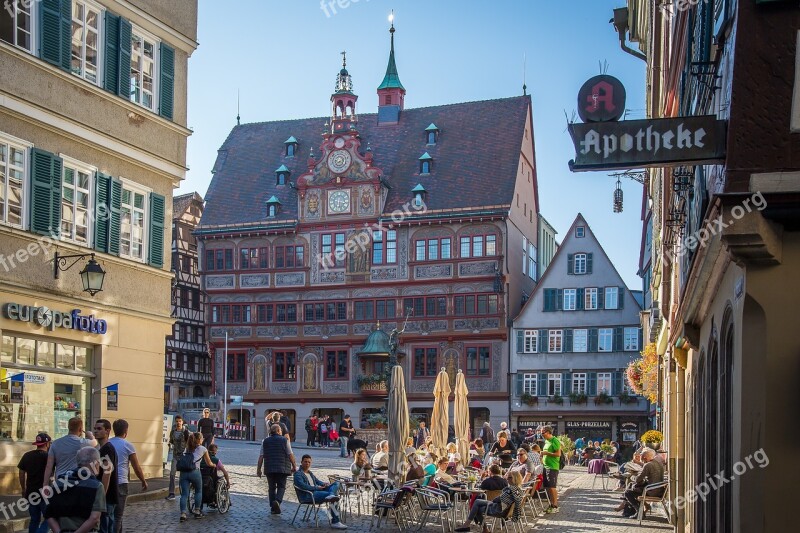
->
176, 450, 196, 472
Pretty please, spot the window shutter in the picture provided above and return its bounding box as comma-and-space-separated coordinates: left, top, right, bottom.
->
588, 328, 598, 352
103, 12, 120, 94
29, 148, 62, 236
159, 42, 175, 120
108, 179, 122, 255
148, 192, 165, 268
537, 373, 547, 397
118, 18, 132, 99
94, 172, 112, 253
576, 288, 584, 310
638, 328, 643, 352
613, 371, 623, 395
515, 374, 524, 396
598, 289, 605, 309
587, 253, 593, 274
588, 372, 597, 395
556, 289, 563, 311
614, 327, 624, 352
562, 373, 571, 395
564, 329, 573, 352
516, 330, 524, 353
539, 330, 548, 351
618, 287, 625, 309
40, 0, 71, 71
543, 289, 554, 312
567, 253, 574, 274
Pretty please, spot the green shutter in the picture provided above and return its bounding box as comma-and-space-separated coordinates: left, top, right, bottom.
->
118, 18, 132, 99
588, 328, 598, 352
515, 374, 524, 395
543, 289, 555, 312
94, 172, 111, 253
539, 330, 548, 351
598, 288, 605, 309
556, 289, 563, 311
103, 12, 120, 94
618, 287, 625, 309
587, 253, 593, 274
564, 329, 573, 352
108, 179, 122, 255
563, 373, 571, 395
613, 372, 623, 395
148, 192, 165, 268
39, 0, 71, 71
576, 288, 584, 310
537, 373, 547, 397
29, 148, 62, 236
516, 330, 524, 353
588, 372, 597, 395
158, 42, 175, 120
567, 253, 574, 274
638, 328, 643, 352
614, 327, 624, 352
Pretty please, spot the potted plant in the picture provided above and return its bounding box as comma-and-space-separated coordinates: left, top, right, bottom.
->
600, 442, 615, 458
551, 394, 564, 405
618, 391, 638, 405
569, 392, 588, 405
520, 393, 538, 406
466, 472, 478, 489
594, 391, 613, 405
641, 430, 664, 450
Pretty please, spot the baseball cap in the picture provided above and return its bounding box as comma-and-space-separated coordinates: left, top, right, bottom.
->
33, 433, 52, 446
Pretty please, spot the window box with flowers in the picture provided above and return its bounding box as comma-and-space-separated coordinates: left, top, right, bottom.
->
551, 394, 564, 405
594, 392, 613, 405
520, 393, 539, 406
357, 373, 389, 396
569, 392, 588, 405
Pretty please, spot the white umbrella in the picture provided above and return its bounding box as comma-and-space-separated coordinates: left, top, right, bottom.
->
388, 364, 410, 486
454, 369, 470, 467
431, 367, 451, 458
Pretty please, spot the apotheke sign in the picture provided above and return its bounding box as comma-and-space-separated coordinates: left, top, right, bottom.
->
2, 303, 108, 334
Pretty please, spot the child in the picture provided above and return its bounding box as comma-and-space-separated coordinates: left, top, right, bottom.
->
207, 444, 231, 487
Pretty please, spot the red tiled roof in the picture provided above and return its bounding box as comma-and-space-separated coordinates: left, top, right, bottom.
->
200, 95, 530, 229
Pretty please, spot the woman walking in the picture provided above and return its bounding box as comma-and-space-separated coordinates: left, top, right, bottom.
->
180, 432, 215, 522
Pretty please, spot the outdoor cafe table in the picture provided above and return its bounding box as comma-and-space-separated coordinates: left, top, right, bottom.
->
588, 458, 610, 474
448, 486, 486, 525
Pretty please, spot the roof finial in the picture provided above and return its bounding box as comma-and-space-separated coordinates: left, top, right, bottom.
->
389, 10, 395, 33
522, 53, 527, 96
341, 50, 347, 69
236, 89, 241, 125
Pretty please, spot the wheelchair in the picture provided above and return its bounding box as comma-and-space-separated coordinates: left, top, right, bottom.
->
188, 463, 231, 514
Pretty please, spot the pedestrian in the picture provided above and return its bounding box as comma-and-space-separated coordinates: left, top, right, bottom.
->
166, 415, 191, 501
479, 421, 495, 447
109, 419, 148, 533
42, 416, 96, 483
415, 421, 430, 448
93, 419, 119, 533
280, 411, 292, 435
257, 423, 297, 515
17, 432, 51, 533
310, 415, 319, 447
305, 416, 314, 447
539, 425, 562, 514
179, 432, 215, 522
198, 408, 215, 447
293, 454, 347, 529
319, 418, 329, 447
44, 447, 106, 533
339, 414, 355, 458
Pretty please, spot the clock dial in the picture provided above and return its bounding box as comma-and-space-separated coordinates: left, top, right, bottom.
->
327, 150, 352, 174
328, 190, 350, 213
334, 137, 346, 148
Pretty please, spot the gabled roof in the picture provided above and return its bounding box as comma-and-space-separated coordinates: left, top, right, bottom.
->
275, 164, 290, 173
425, 123, 439, 131
200, 96, 531, 229
284, 136, 298, 144
173, 191, 203, 220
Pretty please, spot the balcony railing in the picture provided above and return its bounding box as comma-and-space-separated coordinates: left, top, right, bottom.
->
357, 375, 388, 397
514, 394, 648, 411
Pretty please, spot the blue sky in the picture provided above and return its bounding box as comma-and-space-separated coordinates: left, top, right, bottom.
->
183, 0, 646, 289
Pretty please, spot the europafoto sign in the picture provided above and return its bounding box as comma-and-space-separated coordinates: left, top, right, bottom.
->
2, 303, 108, 334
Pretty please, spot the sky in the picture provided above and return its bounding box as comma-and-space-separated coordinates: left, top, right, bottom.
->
182, 0, 647, 289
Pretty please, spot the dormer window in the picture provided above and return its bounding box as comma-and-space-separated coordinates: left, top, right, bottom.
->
425, 123, 439, 145
266, 195, 281, 217
275, 164, 290, 186
284, 136, 298, 157
411, 184, 427, 208
576, 226, 585, 238
419, 152, 433, 174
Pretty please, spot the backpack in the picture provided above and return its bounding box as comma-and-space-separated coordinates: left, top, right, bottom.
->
176, 450, 196, 472
559, 450, 566, 469
320, 423, 327, 433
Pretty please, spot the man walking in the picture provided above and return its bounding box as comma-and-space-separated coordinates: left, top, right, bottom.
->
166, 415, 190, 501
257, 424, 296, 514
293, 455, 347, 529
198, 408, 215, 447
109, 419, 148, 533
93, 419, 119, 533
339, 414, 355, 458
540, 425, 562, 514
44, 447, 106, 533
479, 421, 495, 448
415, 421, 430, 448
17, 433, 51, 533
43, 417, 96, 483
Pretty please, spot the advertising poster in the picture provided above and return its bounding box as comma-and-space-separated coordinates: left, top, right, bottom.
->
106, 383, 118, 411
162, 414, 174, 464
10, 373, 24, 404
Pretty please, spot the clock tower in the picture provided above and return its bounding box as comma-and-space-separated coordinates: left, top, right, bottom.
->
330, 51, 358, 134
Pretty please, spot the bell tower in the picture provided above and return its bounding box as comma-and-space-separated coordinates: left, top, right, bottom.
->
330, 51, 358, 134
377, 12, 405, 125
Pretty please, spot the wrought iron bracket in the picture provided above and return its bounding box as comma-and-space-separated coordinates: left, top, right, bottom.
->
54, 252, 96, 279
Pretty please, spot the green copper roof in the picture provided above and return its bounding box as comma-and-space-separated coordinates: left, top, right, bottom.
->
411, 183, 426, 193
275, 164, 289, 173
284, 136, 297, 144
358, 327, 391, 356
418, 152, 433, 161
266, 195, 281, 204
377, 31, 405, 91
425, 123, 438, 131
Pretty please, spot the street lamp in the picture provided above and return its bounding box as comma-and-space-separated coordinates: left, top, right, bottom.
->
223, 330, 232, 438
54, 252, 106, 296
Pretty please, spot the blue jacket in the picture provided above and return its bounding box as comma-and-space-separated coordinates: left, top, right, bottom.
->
293, 470, 326, 502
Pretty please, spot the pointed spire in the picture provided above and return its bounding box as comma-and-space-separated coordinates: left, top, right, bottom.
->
378, 10, 405, 91
236, 89, 241, 125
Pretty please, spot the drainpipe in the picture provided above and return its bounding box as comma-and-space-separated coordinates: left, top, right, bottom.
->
611, 8, 647, 63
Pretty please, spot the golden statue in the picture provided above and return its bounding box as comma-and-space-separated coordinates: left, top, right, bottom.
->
303, 357, 317, 391
253, 357, 266, 391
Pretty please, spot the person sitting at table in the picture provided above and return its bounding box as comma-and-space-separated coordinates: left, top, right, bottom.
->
433, 457, 457, 486
620, 448, 665, 518
488, 431, 517, 469
523, 428, 536, 444
446, 442, 463, 474
480, 464, 508, 491
421, 453, 438, 486
293, 454, 347, 530
350, 448, 371, 480
614, 449, 645, 494
455, 470, 524, 533
371, 441, 389, 471
404, 437, 416, 457
505, 448, 536, 484
405, 452, 425, 482
528, 444, 544, 476
471, 438, 486, 459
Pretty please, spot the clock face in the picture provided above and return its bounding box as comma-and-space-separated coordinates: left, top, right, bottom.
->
328, 190, 350, 214
327, 150, 352, 174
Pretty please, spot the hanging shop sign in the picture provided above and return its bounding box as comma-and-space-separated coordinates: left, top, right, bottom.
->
2, 303, 108, 334
107, 383, 118, 411
577, 75, 627, 123
568, 116, 727, 171
10, 373, 24, 403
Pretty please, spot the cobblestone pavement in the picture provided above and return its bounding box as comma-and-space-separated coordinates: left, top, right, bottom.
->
122, 440, 674, 532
